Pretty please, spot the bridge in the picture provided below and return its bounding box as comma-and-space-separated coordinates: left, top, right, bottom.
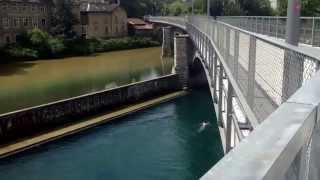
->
146, 16, 320, 180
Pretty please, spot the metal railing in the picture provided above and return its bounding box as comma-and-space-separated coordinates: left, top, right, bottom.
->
217, 16, 320, 47
147, 15, 320, 180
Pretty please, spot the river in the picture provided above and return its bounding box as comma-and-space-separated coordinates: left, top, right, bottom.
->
0, 47, 173, 114
0, 89, 223, 180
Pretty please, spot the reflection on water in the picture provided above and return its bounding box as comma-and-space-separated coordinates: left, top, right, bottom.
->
0, 89, 223, 180
0, 47, 173, 114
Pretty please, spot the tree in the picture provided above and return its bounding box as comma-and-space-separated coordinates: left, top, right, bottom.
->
51, 0, 78, 38
168, 1, 189, 15
238, 0, 273, 16
278, 0, 320, 16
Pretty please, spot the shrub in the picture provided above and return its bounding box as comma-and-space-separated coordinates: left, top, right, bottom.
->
6, 46, 38, 60
47, 38, 65, 57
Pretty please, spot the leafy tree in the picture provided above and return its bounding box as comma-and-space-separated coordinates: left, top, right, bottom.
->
238, 0, 273, 16
51, 0, 79, 38
278, 0, 320, 16
168, 1, 190, 15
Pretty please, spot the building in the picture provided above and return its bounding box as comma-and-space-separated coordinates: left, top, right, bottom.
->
80, 0, 127, 39
0, 0, 52, 46
128, 18, 153, 36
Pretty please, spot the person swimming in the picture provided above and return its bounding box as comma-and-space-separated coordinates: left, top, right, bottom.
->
198, 122, 210, 132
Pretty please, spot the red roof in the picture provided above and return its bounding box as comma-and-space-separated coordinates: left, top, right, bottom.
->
134, 24, 154, 30
127, 18, 147, 25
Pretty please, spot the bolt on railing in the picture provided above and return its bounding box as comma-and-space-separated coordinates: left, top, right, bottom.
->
147, 15, 320, 180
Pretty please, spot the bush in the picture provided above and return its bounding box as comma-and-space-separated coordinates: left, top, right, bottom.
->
3, 32, 161, 62
6, 46, 38, 60
47, 38, 65, 57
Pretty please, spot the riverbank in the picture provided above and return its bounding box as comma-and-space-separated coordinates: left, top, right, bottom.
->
1, 30, 160, 62
0, 91, 187, 159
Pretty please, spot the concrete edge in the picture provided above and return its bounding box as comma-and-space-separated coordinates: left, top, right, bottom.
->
0, 91, 188, 159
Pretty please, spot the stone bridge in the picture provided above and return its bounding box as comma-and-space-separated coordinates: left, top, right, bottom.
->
146, 16, 320, 180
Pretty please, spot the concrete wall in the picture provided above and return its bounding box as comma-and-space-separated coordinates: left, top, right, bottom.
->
0, 74, 181, 143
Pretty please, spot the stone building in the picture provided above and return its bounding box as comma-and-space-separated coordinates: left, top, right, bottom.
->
0, 0, 52, 46
79, 0, 128, 39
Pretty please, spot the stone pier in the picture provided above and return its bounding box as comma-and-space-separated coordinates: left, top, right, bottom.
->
174, 34, 193, 89
162, 27, 174, 57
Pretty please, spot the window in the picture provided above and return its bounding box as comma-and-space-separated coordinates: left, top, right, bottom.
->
41, 19, 46, 26
2, 3, 8, 11
6, 36, 10, 44
28, 17, 32, 26
22, 4, 27, 12
105, 27, 109, 35
31, 5, 35, 12
13, 17, 18, 27
24, 17, 28, 26
12, 3, 18, 11
3, 17, 9, 29
33, 17, 38, 28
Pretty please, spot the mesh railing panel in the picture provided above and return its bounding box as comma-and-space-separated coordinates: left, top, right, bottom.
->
218, 16, 320, 47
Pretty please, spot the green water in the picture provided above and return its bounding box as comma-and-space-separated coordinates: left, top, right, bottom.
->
0, 47, 173, 114
0, 89, 223, 180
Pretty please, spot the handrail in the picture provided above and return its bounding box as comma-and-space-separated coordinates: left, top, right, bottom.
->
217, 16, 320, 47
147, 15, 320, 180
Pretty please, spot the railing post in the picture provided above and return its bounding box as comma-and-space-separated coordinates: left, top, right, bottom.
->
234, 31, 240, 83
276, 17, 279, 38
213, 53, 218, 101
218, 64, 224, 126
209, 43, 213, 76
225, 29, 230, 65
311, 17, 315, 46
226, 80, 234, 153
247, 36, 256, 109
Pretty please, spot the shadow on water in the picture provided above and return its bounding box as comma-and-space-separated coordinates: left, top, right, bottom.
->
0, 62, 36, 76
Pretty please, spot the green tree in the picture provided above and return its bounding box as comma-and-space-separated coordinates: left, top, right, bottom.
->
168, 1, 189, 16
51, 0, 78, 38
278, 0, 320, 16
238, 0, 273, 16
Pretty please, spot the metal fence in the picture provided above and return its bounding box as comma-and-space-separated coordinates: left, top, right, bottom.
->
147, 15, 320, 180
217, 16, 320, 47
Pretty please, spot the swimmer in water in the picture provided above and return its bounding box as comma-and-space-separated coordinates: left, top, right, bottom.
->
198, 122, 210, 132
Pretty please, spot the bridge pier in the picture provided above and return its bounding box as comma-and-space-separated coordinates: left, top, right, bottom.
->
174, 34, 193, 89
162, 27, 174, 57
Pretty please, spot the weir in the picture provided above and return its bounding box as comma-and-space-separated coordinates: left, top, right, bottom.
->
0, 74, 184, 154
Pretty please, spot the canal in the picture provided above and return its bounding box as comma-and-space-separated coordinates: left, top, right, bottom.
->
0, 47, 172, 114
0, 89, 223, 180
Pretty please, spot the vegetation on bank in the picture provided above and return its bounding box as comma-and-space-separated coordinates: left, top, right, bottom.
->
1, 29, 160, 62
122, 0, 319, 17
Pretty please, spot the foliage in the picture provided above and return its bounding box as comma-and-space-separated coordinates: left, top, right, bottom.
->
5, 47, 38, 60
2, 29, 160, 61
65, 37, 160, 55
51, 0, 79, 38
122, 0, 273, 16
168, 1, 190, 16
277, 0, 320, 16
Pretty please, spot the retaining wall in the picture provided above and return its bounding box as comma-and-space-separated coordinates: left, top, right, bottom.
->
0, 74, 181, 143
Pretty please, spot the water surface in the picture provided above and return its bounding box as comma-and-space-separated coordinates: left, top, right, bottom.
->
0, 90, 223, 180
0, 47, 173, 114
